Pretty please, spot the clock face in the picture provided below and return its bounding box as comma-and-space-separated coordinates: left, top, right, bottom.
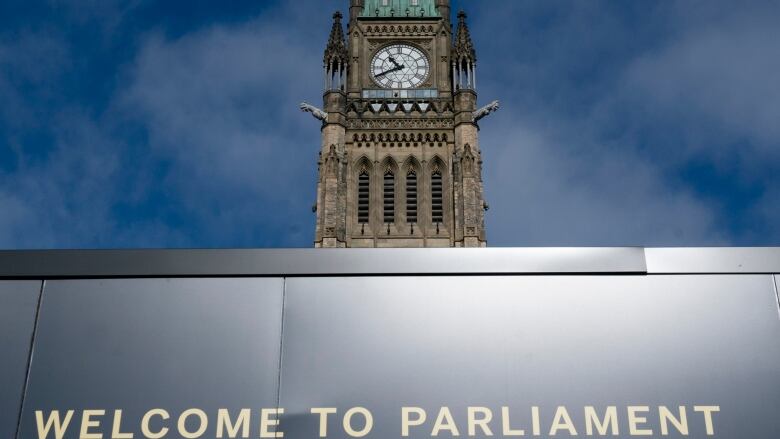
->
371, 44, 430, 89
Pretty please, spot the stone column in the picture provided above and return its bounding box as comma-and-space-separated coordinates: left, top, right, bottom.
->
453, 88, 487, 247
315, 90, 348, 248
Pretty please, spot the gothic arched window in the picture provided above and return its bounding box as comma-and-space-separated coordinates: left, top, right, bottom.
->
431, 170, 443, 224
406, 170, 418, 223
358, 171, 370, 224
384, 170, 395, 223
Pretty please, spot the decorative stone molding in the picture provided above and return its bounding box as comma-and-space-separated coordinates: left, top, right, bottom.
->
347, 119, 454, 130
363, 24, 436, 36
351, 132, 450, 143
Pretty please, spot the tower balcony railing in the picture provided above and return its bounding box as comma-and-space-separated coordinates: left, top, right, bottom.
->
362, 88, 439, 99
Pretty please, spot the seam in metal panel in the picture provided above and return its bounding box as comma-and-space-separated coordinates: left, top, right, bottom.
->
275, 278, 287, 413
773, 275, 780, 320
14, 280, 45, 439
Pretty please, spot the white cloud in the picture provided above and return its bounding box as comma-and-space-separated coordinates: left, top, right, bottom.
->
116, 7, 332, 245
471, 0, 780, 246
0, 4, 329, 248
624, 21, 780, 155
482, 115, 723, 246
123, 25, 318, 196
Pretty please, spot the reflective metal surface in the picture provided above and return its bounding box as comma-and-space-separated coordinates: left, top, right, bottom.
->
0, 248, 648, 278
0, 281, 40, 439
646, 247, 780, 273
1, 248, 779, 438
280, 275, 780, 438
18, 278, 284, 439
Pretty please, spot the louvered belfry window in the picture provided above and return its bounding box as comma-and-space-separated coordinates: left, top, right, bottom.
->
406, 171, 418, 223
384, 170, 395, 223
358, 171, 370, 224
431, 171, 443, 224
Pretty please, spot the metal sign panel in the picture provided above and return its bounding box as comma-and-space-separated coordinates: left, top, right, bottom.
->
0, 281, 40, 439
279, 275, 780, 438
645, 247, 780, 273
17, 279, 284, 439
2, 248, 780, 439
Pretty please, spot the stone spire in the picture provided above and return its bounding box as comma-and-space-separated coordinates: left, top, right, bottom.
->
324, 11, 348, 67
453, 10, 476, 63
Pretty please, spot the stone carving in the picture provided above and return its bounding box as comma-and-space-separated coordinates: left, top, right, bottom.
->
474, 100, 500, 122
300, 102, 327, 121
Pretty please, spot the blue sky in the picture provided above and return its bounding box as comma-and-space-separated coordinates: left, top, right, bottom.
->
0, 0, 778, 248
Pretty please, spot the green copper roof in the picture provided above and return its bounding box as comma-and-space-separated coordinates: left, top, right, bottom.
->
361, 0, 440, 18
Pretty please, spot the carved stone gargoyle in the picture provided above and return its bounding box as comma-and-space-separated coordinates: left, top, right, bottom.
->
300, 102, 327, 121
474, 100, 500, 122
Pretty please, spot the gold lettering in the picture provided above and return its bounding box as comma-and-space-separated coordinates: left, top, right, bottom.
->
548, 407, 576, 436
432, 407, 460, 436
80, 410, 105, 439
693, 406, 720, 436
467, 407, 493, 436
501, 407, 524, 436
177, 409, 208, 439
627, 406, 652, 436
36, 410, 74, 439
584, 406, 618, 436
531, 407, 540, 436
141, 409, 169, 439
310, 408, 337, 438
111, 410, 133, 439
401, 407, 426, 437
260, 408, 284, 438
343, 407, 373, 437
659, 406, 688, 435
216, 409, 250, 439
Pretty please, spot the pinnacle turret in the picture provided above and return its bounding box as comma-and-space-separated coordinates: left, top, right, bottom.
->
324, 11, 348, 67
453, 10, 476, 63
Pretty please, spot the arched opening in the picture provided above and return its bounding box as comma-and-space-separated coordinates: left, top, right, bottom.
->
383, 169, 395, 223
406, 170, 418, 223
431, 170, 443, 224
358, 170, 370, 224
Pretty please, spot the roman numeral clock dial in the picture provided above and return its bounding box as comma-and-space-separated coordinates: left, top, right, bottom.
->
371, 44, 430, 89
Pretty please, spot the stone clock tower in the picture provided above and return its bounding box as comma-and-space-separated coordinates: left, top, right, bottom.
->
301, 0, 498, 248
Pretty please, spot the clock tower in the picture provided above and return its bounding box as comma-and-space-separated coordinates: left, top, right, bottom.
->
302, 0, 498, 248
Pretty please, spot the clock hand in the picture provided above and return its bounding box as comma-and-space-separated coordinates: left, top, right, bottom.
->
374, 64, 404, 78
387, 56, 402, 68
